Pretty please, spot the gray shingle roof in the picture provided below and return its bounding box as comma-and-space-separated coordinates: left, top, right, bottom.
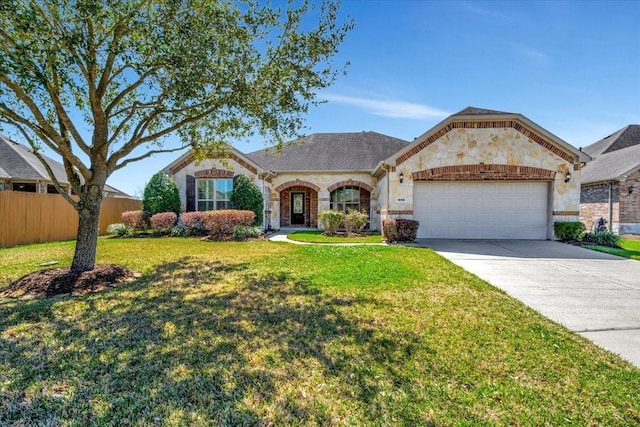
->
0, 165, 10, 179
0, 134, 69, 183
454, 106, 515, 116
246, 132, 409, 171
581, 125, 640, 184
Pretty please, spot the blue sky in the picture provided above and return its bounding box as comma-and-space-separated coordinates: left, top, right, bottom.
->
108, 1, 640, 196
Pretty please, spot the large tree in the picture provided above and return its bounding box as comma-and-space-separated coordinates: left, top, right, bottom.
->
0, 0, 352, 271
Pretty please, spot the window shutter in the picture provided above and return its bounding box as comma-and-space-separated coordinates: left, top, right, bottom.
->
186, 175, 195, 212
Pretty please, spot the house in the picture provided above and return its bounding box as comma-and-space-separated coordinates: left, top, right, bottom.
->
580, 125, 640, 234
163, 106, 589, 239
0, 135, 130, 198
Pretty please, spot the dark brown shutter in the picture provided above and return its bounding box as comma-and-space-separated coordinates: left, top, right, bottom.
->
186, 175, 195, 212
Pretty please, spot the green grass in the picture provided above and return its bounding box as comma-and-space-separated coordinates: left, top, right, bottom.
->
1, 238, 639, 425
586, 238, 640, 261
286, 230, 383, 244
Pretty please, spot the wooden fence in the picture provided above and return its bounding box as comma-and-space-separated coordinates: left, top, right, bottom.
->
0, 192, 141, 248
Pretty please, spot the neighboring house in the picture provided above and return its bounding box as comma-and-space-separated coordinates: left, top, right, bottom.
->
580, 125, 640, 234
0, 135, 130, 198
163, 107, 589, 239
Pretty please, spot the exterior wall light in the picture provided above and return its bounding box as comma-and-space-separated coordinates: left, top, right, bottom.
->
399, 172, 404, 183
629, 185, 635, 194
564, 172, 572, 183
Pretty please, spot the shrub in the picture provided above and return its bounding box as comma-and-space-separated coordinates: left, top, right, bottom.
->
232, 225, 263, 240
202, 210, 255, 238
122, 210, 151, 230
318, 210, 343, 234
383, 218, 419, 242
150, 212, 177, 232
180, 211, 208, 235
553, 221, 586, 241
582, 231, 620, 247
397, 219, 419, 242
382, 218, 398, 242
170, 224, 191, 237
142, 172, 181, 215
230, 175, 263, 226
343, 209, 369, 233
106, 223, 131, 237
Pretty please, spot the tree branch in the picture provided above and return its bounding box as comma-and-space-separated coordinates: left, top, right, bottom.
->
114, 146, 188, 171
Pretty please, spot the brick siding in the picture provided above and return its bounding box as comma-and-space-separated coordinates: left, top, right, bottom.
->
412, 164, 556, 181
580, 183, 619, 231
619, 169, 640, 225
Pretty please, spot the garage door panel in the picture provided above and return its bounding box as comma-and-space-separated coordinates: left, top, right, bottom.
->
414, 182, 548, 239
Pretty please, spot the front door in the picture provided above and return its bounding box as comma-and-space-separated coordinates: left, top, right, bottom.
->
291, 192, 305, 225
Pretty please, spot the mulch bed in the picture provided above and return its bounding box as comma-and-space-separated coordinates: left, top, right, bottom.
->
0, 264, 139, 300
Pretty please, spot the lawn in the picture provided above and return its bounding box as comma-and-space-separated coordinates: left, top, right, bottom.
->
587, 238, 640, 261
286, 230, 384, 244
1, 238, 639, 425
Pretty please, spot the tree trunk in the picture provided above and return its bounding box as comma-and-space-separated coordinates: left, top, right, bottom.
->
71, 185, 104, 272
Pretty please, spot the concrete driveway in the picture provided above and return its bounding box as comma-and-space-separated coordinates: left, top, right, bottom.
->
421, 239, 640, 368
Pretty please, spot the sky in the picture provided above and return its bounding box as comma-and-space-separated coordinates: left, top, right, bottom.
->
31, 1, 640, 197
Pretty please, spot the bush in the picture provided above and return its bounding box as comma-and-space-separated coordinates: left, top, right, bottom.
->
142, 172, 181, 215
232, 225, 263, 240
150, 212, 177, 232
180, 211, 208, 235
396, 219, 419, 242
230, 175, 263, 226
382, 218, 398, 242
553, 221, 586, 241
170, 224, 191, 237
318, 210, 343, 234
106, 223, 131, 237
343, 209, 369, 234
122, 210, 151, 230
582, 231, 620, 247
202, 210, 255, 238
383, 218, 419, 242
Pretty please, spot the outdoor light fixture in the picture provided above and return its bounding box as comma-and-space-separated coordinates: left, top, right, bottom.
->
399, 172, 404, 183
564, 172, 572, 183
629, 185, 635, 194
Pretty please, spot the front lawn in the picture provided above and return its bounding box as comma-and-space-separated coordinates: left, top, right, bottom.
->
286, 230, 383, 244
1, 238, 638, 425
587, 238, 640, 261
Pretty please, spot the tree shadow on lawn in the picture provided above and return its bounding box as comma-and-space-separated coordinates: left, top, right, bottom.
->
0, 256, 446, 425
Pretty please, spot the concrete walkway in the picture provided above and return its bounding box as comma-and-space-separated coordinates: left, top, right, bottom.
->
422, 239, 640, 368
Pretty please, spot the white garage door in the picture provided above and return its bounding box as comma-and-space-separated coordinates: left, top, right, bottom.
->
413, 182, 549, 239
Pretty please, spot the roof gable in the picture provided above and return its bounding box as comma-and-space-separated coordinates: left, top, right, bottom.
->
163, 146, 262, 176
581, 125, 640, 184
246, 132, 409, 172
392, 107, 588, 166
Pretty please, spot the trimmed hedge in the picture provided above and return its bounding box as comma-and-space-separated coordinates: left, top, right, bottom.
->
180, 211, 208, 235
383, 218, 419, 242
150, 212, 177, 232
553, 221, 585, 241
202, 210, 255, 238
122, 210, 151, 230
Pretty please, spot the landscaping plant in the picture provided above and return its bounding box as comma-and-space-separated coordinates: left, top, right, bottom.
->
121, 210, 151, 231
143, 172, 181, 215
106, 223, 132, 237
202, 210, 255, 239
318, 210, 343, 234
553, 221, 586, 241
150, 212, 178, 233
582, 230, 620, 247
230, 175, 264, 226
343, 209, 369, 234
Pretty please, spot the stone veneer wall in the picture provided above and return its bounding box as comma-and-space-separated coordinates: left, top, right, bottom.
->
383, 127, 581, 232
580, 183, 619, 232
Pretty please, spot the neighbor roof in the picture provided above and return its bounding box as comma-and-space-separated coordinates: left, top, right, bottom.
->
0, 134, 69, 183
246, 131, 409, 171
581, 125, 640, 184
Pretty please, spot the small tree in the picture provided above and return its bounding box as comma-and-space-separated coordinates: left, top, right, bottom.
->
143, 172, 181, 215
229, 175, 263, 226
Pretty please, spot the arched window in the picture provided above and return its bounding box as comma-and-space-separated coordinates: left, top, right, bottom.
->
330, 186, 360, 213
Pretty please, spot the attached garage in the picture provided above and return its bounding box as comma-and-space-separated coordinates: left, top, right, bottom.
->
413, 181, 549, 239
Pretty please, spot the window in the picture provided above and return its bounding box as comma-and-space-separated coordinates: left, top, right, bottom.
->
330, 186, 360, 213
197, 178, 232, 211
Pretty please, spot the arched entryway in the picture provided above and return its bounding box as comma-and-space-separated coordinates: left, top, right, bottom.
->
275, 180, 320, 228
